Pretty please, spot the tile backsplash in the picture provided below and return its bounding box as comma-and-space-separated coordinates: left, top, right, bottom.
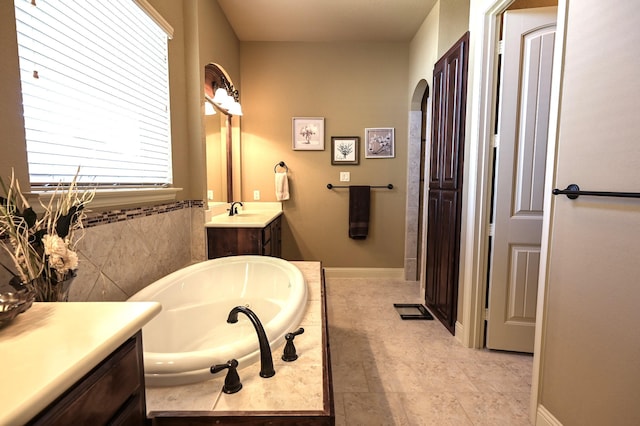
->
0, 201, 206, 301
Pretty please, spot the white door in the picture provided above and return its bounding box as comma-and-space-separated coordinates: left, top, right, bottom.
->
537, 1, 640, 422
486, 7, 557, 352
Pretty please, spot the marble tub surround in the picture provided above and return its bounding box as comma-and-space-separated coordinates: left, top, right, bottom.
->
146, 261, 332, 421
0, 301, 161, 425
0, 201, 207, 302
205, 201, 283, 228
72, 207, 199, 301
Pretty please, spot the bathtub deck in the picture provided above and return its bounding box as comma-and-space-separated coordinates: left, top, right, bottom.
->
146, 261, 333, 424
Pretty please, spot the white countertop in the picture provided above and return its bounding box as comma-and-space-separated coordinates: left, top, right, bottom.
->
0, 301, 161, 425
205, 202, 283, 228
205, 210, 282, 228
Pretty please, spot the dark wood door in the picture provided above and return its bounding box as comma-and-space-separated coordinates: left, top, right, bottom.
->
425, 32, 469, 334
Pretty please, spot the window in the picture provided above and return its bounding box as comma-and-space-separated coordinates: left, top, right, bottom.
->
14, 0, 173, 187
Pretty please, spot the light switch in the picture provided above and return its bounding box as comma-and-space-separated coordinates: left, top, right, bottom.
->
207, 190, 214, 200
340, 172, 350, 182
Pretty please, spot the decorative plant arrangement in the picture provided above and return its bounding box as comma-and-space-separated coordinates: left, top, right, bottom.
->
0, 170, 94, 302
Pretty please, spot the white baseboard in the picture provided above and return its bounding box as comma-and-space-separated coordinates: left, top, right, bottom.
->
536, 405, 562, 426
323, 267, 404, 279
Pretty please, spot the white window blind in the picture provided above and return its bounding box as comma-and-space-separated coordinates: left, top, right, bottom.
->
14, 0, 172, 187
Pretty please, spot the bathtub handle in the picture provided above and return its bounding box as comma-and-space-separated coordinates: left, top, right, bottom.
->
282, 328, 305, 362
210, 359, 242, 394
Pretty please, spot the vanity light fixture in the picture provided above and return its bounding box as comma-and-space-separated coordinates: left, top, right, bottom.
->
204, 96, 216, 115
212, 87, 243, 116
213, 87, 231, 105
227, 100, 243, 116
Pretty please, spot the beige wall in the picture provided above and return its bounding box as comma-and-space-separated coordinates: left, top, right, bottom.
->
239, 42, 408, 266
196, 0, 240, 203
151, 0, 240, 201
409, 2, 440, 101
0, 1, 470, 271
0, 1, 29, 185
438, 0, 470, 57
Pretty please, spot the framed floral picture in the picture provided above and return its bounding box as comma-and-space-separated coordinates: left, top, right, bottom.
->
331, 136, 359, 165
292, 117, 325, 150
365, 127, 395, 158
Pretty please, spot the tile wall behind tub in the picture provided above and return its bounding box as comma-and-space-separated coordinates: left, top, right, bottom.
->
71, 200, 206, 301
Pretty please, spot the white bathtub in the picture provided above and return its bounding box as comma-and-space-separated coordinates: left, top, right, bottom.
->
128, 256, 307, 387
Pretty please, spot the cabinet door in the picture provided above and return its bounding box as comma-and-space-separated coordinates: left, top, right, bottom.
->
424, 32, 469, 335
207, 228, 262, 259
271, 217, 282, 257
30, 334, 146, 425
425, 190, 459, 334
429, 32, 469, 191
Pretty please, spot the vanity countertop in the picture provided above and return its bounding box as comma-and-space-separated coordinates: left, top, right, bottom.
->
205, 202, 283, 228
0, 301, 161, 425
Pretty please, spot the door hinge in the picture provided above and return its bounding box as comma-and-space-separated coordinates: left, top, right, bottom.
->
484, 308, 490, 321
488, 223, 495, 237
498, 39, 504, 55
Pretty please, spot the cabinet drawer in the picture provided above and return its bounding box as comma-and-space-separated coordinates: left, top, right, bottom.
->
30, 335, 143, 425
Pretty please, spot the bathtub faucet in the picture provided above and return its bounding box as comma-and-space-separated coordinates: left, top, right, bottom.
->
227, 306, 275, 378
228, 201, 243, 216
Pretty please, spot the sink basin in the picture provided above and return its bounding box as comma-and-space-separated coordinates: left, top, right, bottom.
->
229, 213, 263, 218
206, 210, 282, 228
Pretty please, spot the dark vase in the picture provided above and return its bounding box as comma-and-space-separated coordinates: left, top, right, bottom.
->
22, 271, 77, 302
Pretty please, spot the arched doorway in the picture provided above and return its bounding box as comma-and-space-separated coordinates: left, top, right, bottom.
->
404, 80, 430, 288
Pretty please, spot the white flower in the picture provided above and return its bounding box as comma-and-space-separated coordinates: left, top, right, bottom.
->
43, 234, 68, 257
42, 234, 78, 274
48, 250, 78, 274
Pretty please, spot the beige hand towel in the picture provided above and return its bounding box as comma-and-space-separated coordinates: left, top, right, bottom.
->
275, 171, 289, 200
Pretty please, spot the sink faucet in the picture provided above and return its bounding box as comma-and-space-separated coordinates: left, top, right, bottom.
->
227, 306, 275, 378
228, 201, 243, 216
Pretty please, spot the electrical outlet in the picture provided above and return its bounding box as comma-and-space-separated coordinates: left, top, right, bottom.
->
207, 190, 214, 200
340, 172, 350, 182
253, 190, 260, 200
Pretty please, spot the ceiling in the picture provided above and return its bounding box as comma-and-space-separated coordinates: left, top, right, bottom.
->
216, 0, 438, 42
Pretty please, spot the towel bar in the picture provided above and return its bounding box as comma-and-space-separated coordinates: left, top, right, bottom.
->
327, 183, 393, 189
552, 184, 640, 200
274, 161, 289, 173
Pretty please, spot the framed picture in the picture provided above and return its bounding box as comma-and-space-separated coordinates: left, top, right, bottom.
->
365, 127, 395, 158
292, 117, 325, 150
331, 136, 359, 165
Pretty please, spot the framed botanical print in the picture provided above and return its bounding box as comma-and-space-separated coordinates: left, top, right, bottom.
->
331, 136, 359, 165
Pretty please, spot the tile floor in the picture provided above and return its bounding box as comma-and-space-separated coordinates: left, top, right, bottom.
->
326, 277, 533, 426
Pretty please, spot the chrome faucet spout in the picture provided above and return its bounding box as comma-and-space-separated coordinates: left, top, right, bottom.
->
227, 306, 275, 378
228, 201, 243, 216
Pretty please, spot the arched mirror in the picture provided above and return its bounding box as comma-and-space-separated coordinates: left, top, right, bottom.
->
204, 63, 242, 203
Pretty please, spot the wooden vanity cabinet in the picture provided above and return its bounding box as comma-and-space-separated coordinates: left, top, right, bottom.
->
207, 215, 282, 259
29, 331, 147, 425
